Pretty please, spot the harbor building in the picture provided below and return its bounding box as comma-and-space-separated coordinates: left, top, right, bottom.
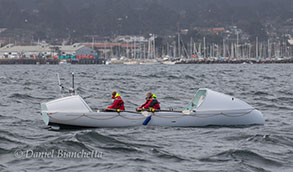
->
0, 44, 52, 58
58, 43, 96, 56
0, 43, 96, 59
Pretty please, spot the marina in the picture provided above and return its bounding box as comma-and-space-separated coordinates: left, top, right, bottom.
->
1, 35, 292, 65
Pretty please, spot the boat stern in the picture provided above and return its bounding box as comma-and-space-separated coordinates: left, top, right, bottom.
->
250, 109, 265, 125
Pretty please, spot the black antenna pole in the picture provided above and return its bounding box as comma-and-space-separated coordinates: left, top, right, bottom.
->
72, 72, 75, 94
57, 73, 64, 97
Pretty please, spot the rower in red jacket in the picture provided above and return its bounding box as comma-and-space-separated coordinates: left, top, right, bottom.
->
106, 91, 125, 111
136, 92, 160, 111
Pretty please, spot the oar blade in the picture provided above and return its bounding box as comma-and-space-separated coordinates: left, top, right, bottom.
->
142, 116, 152, 125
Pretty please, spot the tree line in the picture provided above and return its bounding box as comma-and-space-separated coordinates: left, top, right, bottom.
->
0, 0, 292, 43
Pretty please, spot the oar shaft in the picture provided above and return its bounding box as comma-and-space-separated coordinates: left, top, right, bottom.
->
159, 110, 182, 113
138, 109, 182, 113
94, 108, 182, 113
97, 109, 139, 114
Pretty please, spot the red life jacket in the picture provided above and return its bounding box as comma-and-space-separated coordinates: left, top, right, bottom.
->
140, 100, 150, 108
107, 96, 125, 110
141, 97, 160, 110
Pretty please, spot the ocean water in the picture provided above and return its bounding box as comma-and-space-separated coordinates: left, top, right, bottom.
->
0, 64, 292, 172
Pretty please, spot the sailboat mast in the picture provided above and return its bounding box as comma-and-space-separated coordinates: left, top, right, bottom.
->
256, 37, 258, 58
203, 37, 206, 59
178, 32, 181, 58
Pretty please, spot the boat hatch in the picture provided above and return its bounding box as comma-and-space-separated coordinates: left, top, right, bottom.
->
183, 89, 207, 111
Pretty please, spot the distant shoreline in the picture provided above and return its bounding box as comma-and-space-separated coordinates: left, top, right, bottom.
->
0, 58, 292, 65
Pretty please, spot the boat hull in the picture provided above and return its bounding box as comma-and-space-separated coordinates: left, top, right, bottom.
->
41, 109, 264, 128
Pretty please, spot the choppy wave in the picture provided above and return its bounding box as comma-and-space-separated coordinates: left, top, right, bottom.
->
9, 93, 39, 100
151, 148, 185, 162
200, 149, 282, 166
75, 131, 124, 144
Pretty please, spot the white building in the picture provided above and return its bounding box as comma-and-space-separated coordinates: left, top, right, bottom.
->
113, 35, 147, 43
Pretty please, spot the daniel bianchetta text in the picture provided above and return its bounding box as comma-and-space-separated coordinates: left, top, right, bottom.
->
14, 149, 103, 159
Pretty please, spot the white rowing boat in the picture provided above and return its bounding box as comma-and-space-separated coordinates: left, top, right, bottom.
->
40, 88, 264, 128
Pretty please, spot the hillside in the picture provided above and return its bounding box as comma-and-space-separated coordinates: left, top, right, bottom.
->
0, 0, 292, 42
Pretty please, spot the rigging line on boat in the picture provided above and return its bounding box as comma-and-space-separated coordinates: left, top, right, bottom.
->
84, 114, 120, 120
46, 109, 255, 122
47, 112, 146, 121
219, 109, 255, 117
152, 114, 187, 118
48, 113, 119, 121
152, 109, 255, 119
189, 109, 255, 118
118, 114, 147, 120
47, 113, 85, 122
193, 108, 255, 113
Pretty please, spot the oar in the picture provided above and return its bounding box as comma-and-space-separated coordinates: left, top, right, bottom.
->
142, 108, 156, 125
142, 114, 152, 125
95, 108, 183, 113
139, 109, 183, 113
96, 108, 141, 114
159, 109, 182, 113
94, 108, 184, 115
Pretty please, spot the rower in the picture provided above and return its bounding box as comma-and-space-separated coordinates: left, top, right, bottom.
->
136, 92, 160, 111
105, 91, 125, 111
